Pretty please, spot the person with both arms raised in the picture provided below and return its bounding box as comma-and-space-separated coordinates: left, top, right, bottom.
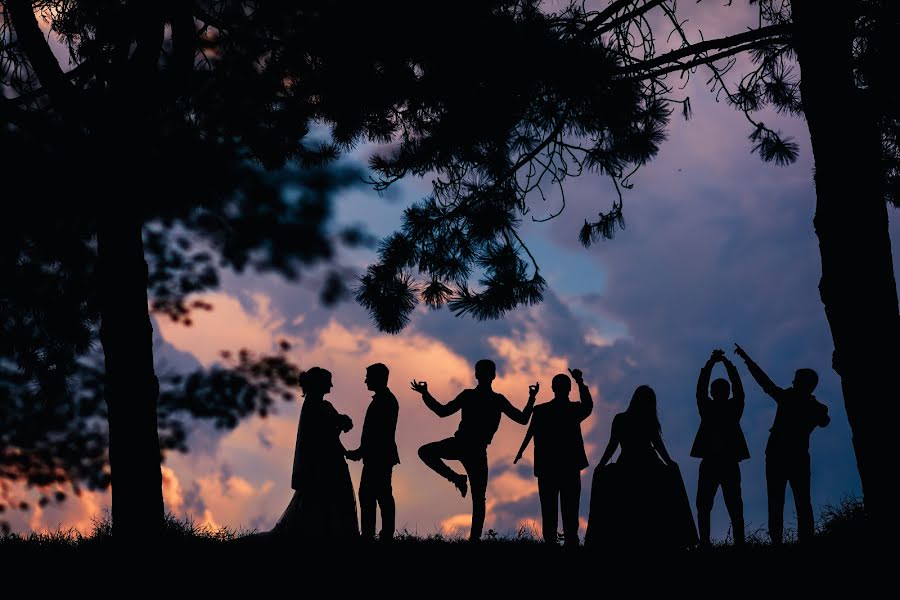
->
692, 348, 749, 547
412, 359, 535, 542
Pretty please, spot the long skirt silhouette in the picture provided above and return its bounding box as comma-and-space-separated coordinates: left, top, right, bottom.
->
585, 458, 698, 549
272, 397, 359, 541
272, 462, 358, 540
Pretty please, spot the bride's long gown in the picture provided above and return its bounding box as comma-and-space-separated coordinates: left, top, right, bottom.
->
272, 396, 359, 540
585, 412, 698, 549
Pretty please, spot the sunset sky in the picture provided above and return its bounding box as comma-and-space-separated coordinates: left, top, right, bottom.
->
7, 2, 896, 541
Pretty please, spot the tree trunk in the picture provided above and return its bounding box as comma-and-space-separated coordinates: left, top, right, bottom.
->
792, 0, 899, 535
97, 213, 165, 539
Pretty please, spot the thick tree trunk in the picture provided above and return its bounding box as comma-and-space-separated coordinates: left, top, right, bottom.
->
792, 1, 899, 534
97, 213, 165, 539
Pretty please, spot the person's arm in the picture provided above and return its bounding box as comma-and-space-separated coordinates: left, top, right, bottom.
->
734, 344, 783, 401
696, 354, 716, 416
814, 398, 831, 428
411, 380, 461, 418
723, 357, 745, 418
514, 422, 535, 464
570, 369, 594, 422
597, 419, 621, 468
500, 383, 539, 425
652, 431, 676, 467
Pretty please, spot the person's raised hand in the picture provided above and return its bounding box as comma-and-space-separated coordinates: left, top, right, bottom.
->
410, 380, 428, 395
528, 382, 539, 398
733, 343, 747, 359
568, 368, 584, 384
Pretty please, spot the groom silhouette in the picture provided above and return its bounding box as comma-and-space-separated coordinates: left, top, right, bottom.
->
345, 363, 400, 541
412, 359, 536, 541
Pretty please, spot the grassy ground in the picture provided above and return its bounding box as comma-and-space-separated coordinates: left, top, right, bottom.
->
0, 497, 881, 591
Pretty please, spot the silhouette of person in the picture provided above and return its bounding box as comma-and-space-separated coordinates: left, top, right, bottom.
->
692, 349, 749, 547
412, 359, 536, 542
514, 369, 593, 546
585, 385, 698, 550
734, 344, 830, 544
345, 363, 400, 541
271, 367, 359, 540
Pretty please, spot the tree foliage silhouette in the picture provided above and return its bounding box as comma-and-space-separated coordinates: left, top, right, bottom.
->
0, 0, 376, 537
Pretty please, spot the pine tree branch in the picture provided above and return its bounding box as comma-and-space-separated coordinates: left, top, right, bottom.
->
615, 23, 792, 76
595, 0, 668, 36
4, 0, 77, 116
6, 62, 92, 105
581, 0, 641, 38
625, 38, 790, 81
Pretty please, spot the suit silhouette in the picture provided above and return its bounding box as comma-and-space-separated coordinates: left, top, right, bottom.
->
413, 359, 535, 541
346, 363, 400, 540
735, 344, 830, 544
691, 350, 749, 545
515, 369, 592, 545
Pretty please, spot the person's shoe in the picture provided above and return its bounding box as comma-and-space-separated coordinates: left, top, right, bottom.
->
453, 474, 468, 498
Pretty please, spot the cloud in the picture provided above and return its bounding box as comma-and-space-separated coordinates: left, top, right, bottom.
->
161, 466, 185, 513
155, 292, 285, 367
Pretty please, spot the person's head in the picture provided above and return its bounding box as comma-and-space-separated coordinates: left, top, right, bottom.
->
474, 359, 496, 386
365, 363, 389, 391
298, 367, 333, 398
710, 378, 731, 401
792, 368, 818, 395
626, 385, 661, 434
552, 373, 572, 397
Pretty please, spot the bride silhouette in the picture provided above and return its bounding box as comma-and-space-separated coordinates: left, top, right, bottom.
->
585, 385, 697, 550
272, 367, 359, 541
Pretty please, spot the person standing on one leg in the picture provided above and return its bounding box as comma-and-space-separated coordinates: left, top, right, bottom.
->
515, 368, 593, 546
345, 363, 400, 541
691, 349, 749, 547
412, 359, 536, 542
734, 344, 830, 544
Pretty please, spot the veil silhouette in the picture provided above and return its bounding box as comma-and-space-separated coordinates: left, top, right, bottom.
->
271, 367, 359, 541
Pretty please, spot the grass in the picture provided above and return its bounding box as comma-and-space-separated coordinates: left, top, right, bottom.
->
0, 498, 882, 590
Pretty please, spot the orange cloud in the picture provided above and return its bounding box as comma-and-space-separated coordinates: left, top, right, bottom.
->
155, 292, 284, 366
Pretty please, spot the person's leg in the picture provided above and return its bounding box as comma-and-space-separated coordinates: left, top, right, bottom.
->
721, 461, 745, 546
766, 457, 787, 545
358, 464, 376, 539
418, 437, 467, 496
560, 471, 582, 547
790, 453, 814, 543
461, 448, 489, 542
538, 475, 559, 545
696, 459, 718, 547
378, 465, 396, 540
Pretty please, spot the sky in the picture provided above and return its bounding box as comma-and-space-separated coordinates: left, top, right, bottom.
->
7, 1, 898, 542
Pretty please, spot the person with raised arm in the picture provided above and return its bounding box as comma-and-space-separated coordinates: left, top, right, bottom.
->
412, 359, 535, 542
514, 368, 593, 546
734, 344, 830, 544
691, 349, 749, 547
